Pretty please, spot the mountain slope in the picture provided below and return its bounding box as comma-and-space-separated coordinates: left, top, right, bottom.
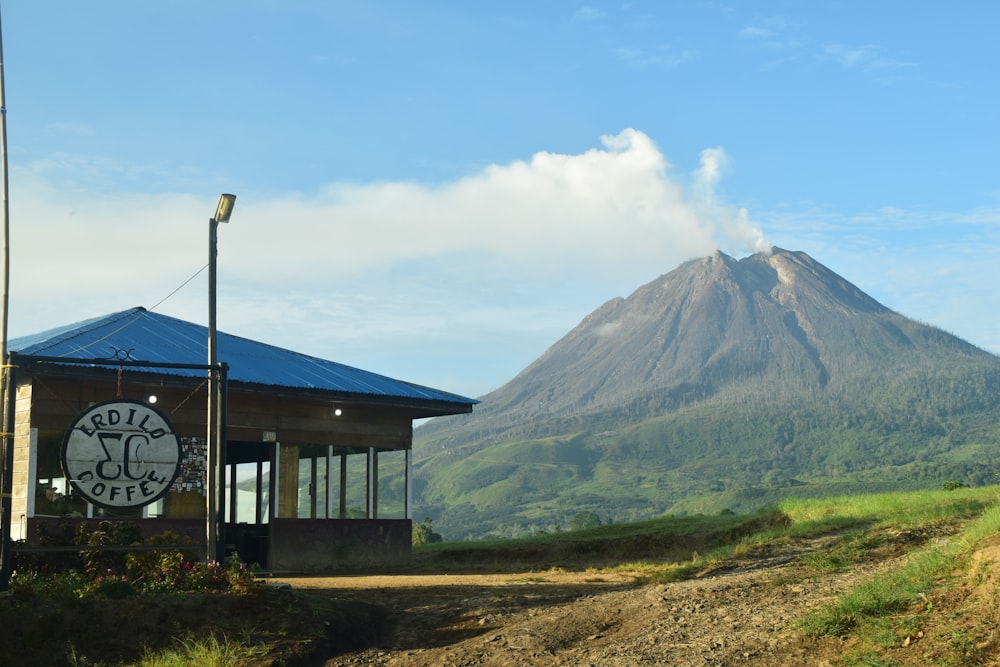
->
413, 248, 1000, 539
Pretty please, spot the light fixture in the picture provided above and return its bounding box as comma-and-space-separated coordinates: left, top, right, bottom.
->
147, 395, 158, 404
214, 194, 236, 224
208, 192, 236, 564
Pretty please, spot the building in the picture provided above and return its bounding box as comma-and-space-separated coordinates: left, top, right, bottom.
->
4, 307, 476, 571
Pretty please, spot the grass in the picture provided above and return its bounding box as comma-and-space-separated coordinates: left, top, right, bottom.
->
795, 490, 1000, 664
135, 634, 261, 667
415, 486, 998, 580
791, 490, 1000, 632
412, 506, 790, 572
779, 487, 995, 532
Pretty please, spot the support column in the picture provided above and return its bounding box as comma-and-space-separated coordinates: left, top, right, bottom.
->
255, 460, 264, 524
372, 450, 379, 520
339, 452, 347, 519
277, 444, 299, 518
325, 446, 333, 519
366, 448, 375, 519
228, 464, 237, 523
405, 449, 412, 520
270, 443, 280, 519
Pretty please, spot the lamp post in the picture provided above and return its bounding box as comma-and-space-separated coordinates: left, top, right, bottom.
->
0, 2, 13, 590
207, 193, 235, 564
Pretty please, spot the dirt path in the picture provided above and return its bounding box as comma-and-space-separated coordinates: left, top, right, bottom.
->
271, 538, 896, 666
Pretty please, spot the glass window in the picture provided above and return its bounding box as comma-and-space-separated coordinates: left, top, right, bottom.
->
376, 450, 407, 519
33, 430, 87, 517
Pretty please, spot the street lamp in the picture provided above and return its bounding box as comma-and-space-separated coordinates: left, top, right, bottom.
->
0, 3, 13, 590
207, 193, 235, 564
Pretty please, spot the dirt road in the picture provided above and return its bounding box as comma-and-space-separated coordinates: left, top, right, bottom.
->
272, 538, 894, 666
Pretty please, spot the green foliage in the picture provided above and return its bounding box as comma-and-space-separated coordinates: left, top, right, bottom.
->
799, 530, 881, 574
136, 633, 259, 667
569, 510, 602, 531
414, 391, 1000, 540
76, 520, 143, 578
413, 507, 793, 573
12, 522, 262, 598
88, 573, 138, 599
124, 530, 201, 590
412, 517, 443, 545
800, 491, 1000, 655
9, 569, 90, 602
802, 547, 960, 638
11, 552, 261, 600
778, 486, 994, 532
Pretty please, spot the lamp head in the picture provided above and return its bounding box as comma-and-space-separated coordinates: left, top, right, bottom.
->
214, 194, 237, 223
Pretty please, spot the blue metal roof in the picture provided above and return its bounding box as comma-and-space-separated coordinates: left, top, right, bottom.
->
10, 307, 477, 412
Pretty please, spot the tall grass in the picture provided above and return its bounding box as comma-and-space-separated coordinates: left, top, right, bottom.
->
800, 490, 1000, 640
134, 634, 260, 667
779, 486, 997, 534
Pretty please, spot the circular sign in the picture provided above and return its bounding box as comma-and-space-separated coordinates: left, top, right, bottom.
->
61, 399, 183, 509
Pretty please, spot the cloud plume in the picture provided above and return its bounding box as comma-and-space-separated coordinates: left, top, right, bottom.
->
8, 130, 768, 393
226, 129, 768, 285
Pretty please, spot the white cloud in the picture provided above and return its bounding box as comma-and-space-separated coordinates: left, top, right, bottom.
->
737, 15, 804, 52
216, 129, 764, 290
823, 43, 880, 68
822, 43, 916, 76
614, 45, 698, 68
573, 5, 606, 22
692, 147, 770, 254
6, 130, 769, 394
739, 26, 775, 40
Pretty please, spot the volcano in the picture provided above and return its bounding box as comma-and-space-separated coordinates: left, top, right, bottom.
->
413, 248, 1000, 540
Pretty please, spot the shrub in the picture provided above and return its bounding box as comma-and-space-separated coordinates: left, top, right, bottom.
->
8, 569, 90, 602
125, 531, 199, 590
413, 517, 443, 545
88, 573, 137, 599
76, 520, 143, 578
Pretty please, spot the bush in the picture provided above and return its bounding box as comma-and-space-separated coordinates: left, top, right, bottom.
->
11, 522, 262, 599
9, 569, 89, 602
413, 517, 443, 545
125, 531, 200, 591
88, 573, 138, 599
569, 511, 603, 531
76, 520, 143, 578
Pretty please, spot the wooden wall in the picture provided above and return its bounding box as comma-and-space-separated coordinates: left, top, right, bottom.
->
21, 370, 413, 451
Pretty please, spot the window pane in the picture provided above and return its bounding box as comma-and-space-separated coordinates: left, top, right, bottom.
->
377, 450, 406, 519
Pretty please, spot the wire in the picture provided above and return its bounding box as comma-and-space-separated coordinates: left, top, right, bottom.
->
148, 263, 208, 313
52, 263, 209, 358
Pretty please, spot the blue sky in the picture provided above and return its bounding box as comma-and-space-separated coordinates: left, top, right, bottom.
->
3, 1, 999, 398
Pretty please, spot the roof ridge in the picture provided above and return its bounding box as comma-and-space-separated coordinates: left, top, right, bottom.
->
9, 307, 477, 412
19, 307, 149, 357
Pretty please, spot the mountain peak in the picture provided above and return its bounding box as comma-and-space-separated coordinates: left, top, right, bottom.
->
470, 248, 976, 419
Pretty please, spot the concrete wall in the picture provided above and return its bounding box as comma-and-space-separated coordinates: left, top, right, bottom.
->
11, 381, 33, 541
27, 517, 206, 547
269, 518, 412, 572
